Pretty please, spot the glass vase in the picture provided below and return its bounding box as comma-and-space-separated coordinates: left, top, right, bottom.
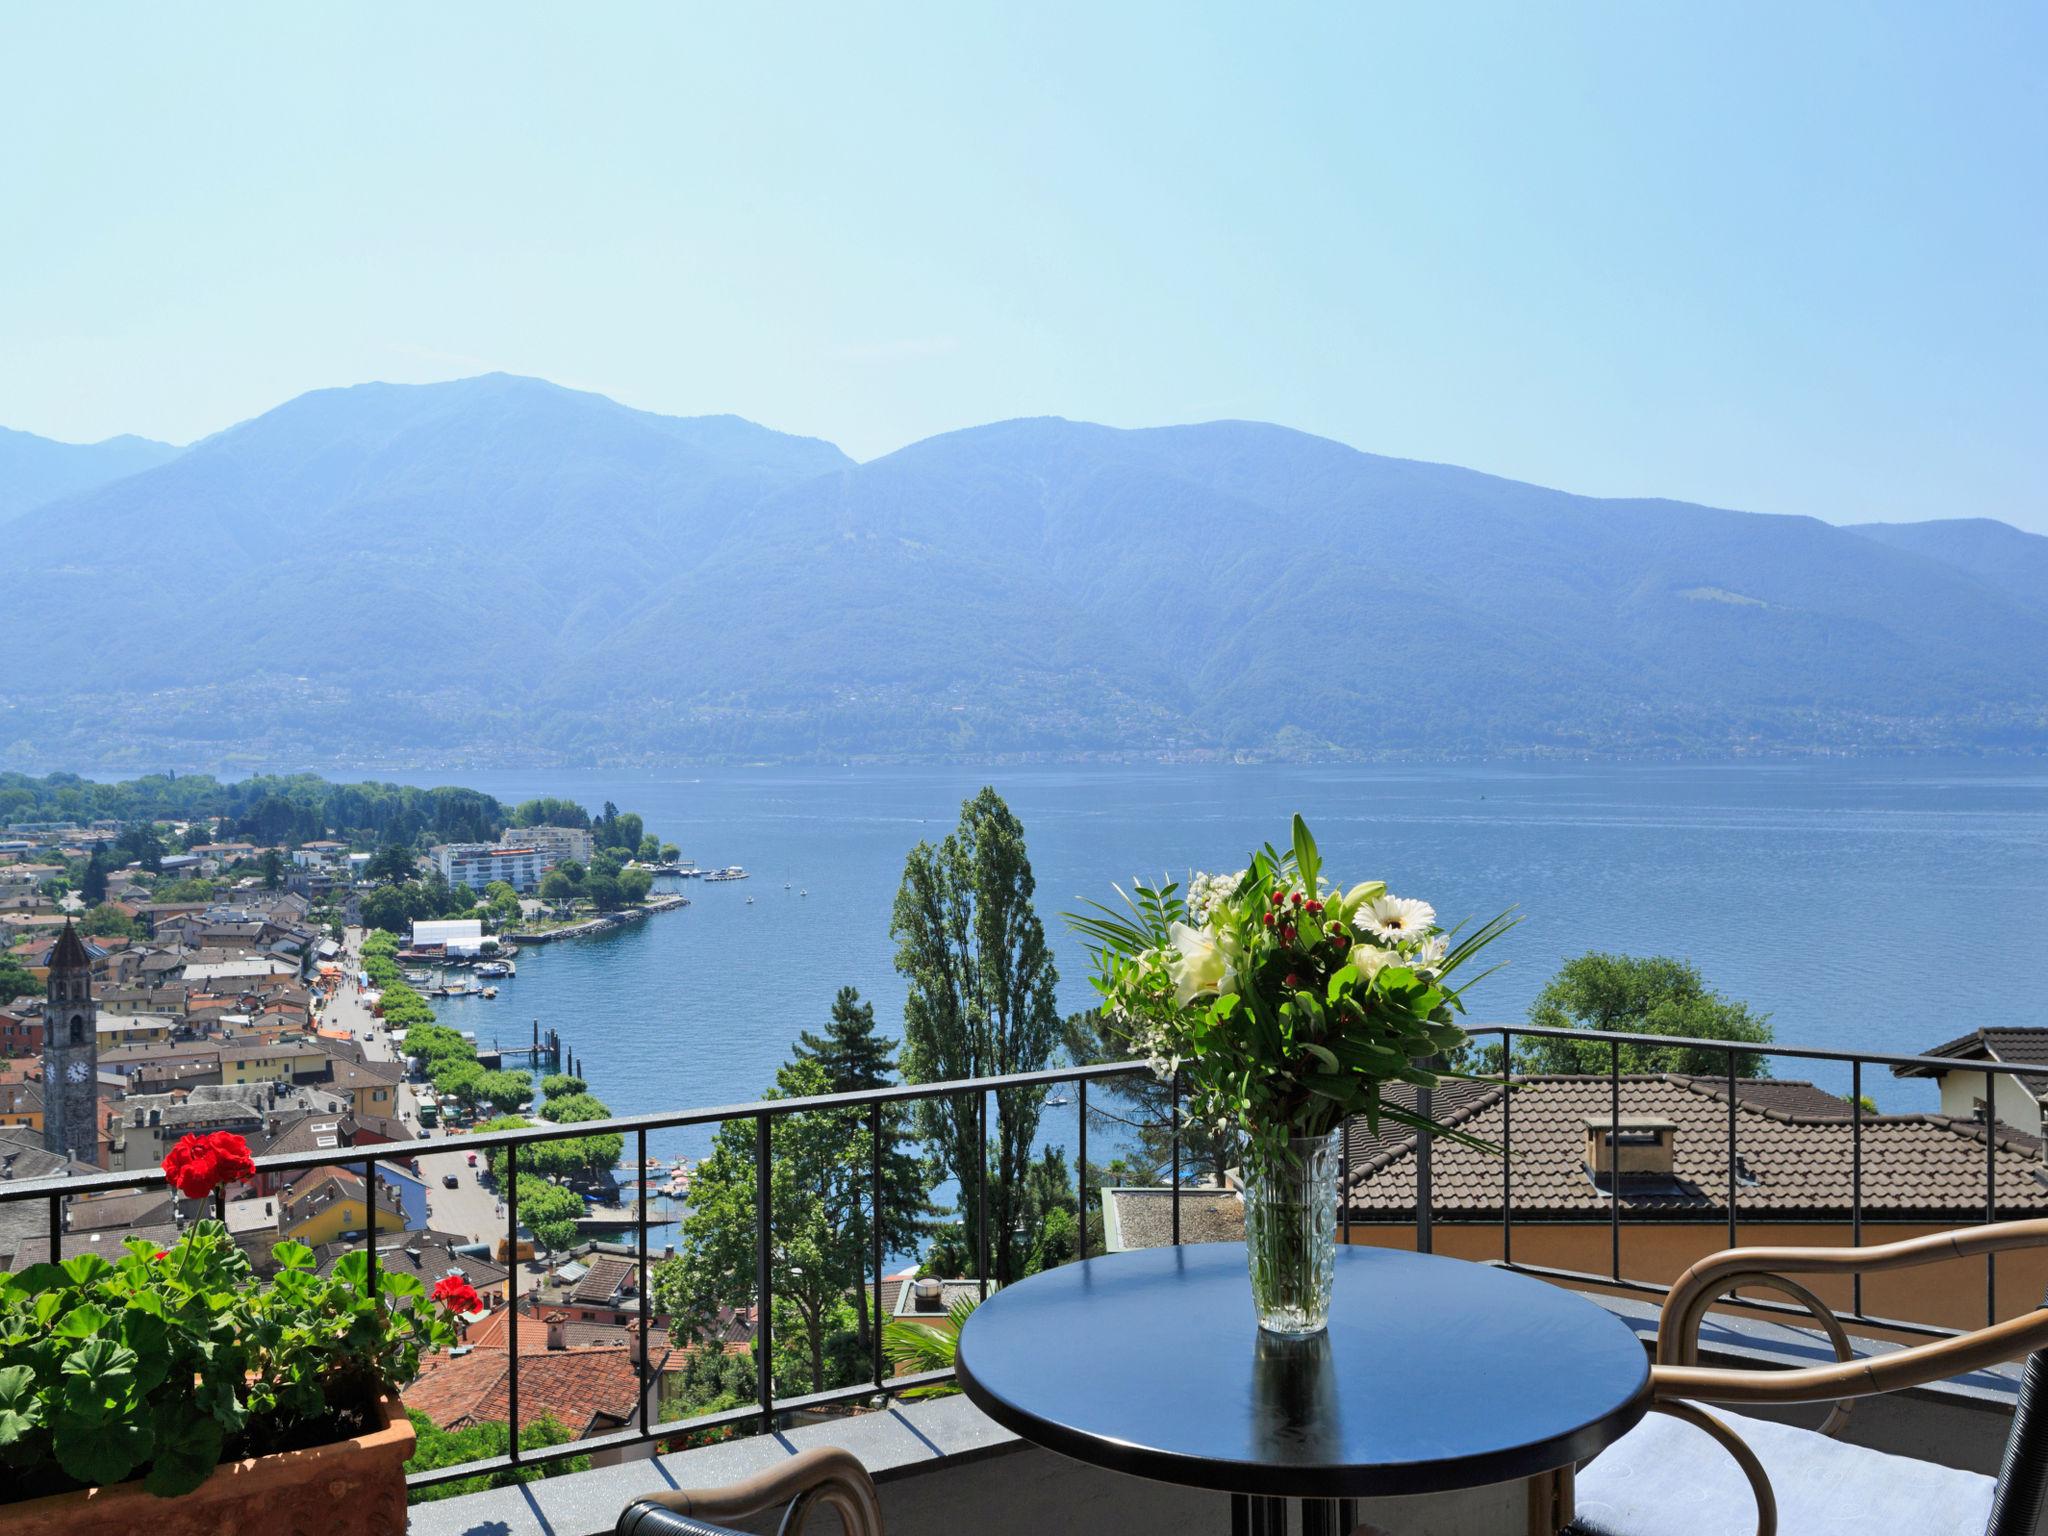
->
1241, 1129, 1341, 1336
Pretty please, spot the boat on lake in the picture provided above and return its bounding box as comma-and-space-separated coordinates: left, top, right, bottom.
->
475, 961, 510, 978
703, 865, 749, 881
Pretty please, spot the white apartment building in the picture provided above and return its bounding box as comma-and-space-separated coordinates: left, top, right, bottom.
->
499, 824, 593, 865
435, 842, 551, 892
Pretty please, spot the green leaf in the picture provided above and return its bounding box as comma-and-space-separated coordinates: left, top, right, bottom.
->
119, 1308, 171, 1393
194, 1374, 248, 1434
1302, 1042, 1340, 1073
1290, 814, 1319, 895
52, 1412, 150, 1488
143, 1401, 224, 1497
3, 1263, 70, 1297
0, 1363, 40, 1447
271, 1238, 315, 1271
60, 1336, 136, 1400
331, 1250, 370, 1289
59, 1254, 115, 1288
53, 1302, 111, 1339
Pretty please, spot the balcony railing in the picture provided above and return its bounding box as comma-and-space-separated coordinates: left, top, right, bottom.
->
4, 1026, 2044, 1494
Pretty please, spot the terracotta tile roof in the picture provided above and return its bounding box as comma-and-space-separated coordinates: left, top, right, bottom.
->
569, 1254, 637, 1305
406, 1318, 676, 1435
1343, 1073, 2048, 1223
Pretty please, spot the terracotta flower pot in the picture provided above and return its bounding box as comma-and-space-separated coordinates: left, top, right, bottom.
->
3, 1395, 416, 1536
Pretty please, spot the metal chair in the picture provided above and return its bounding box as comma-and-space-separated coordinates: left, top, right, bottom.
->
616, 1445, 884, 1536
1570, 1218, 2048, 1536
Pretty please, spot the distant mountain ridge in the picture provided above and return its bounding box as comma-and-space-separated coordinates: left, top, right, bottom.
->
0, 426, 181, 524
4, 374, 2045, 768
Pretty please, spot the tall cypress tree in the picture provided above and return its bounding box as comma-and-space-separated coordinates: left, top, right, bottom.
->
893, 788, 1061, 1286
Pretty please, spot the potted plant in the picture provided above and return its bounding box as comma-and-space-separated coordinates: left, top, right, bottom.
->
1069, 816, 1513, 1335
0, 1131, 470, 1534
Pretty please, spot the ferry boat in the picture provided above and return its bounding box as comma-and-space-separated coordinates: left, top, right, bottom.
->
474, 961, 510, 978
703, 865, 749, 882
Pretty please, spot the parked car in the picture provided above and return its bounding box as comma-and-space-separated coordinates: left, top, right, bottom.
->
442, 1174, 460, 1189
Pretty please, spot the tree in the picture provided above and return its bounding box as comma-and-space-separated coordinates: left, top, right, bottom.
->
790, 987, 936, 1353
1506, 953, 1774, 1077
358, 884, 420, 936
637, 835, 660, 861
618, 867, 653, 905
1063, 1008, 1233, 1186
81, 905, 143, 940
583, 872, 624, 912
80, 851, 108, 905
538, 1092, 608, 1124
537, 869, 577, 903
511, 797, 589, 830
659, 843, 680, 863
404, 1410, 588, 1503
538, 1073, 586, 1100
652, 1059, 899, 1396
892, 788, 1061, 1285
364, 845, 419, 884
513, 1175, 586, 1254
260, 848, 284, 890
0, 956, 38, 1005
475, 1069, 535, 1114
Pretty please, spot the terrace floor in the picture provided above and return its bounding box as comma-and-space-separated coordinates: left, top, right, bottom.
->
410, 1291, 2029, 1536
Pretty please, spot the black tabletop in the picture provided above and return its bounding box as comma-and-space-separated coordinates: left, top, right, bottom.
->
955, 1242, 1650, 1499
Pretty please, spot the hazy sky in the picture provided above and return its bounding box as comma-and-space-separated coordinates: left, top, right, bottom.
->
4, 5, 2043, 528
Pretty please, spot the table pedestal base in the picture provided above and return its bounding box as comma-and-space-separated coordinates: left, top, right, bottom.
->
1229, 1494, 1356, 1535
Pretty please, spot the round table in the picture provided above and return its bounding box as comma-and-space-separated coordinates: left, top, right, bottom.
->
955, 1242, 1649, 1533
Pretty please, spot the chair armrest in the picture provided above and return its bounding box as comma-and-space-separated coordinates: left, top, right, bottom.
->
618, 1446, 883, 1536
1652, 1307, 2048, 1408
1659, 1217, 2048, 1366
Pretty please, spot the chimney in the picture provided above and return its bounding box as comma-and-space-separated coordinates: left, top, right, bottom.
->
1583, 1116, 1677, 1178
544, 1310, 568, 1350
911, 1276, 945, 1313
626, 1318, 645, 1368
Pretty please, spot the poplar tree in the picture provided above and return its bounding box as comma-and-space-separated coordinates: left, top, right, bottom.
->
892, 788, 1060, 1285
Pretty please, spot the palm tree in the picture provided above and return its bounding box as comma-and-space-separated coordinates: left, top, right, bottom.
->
881, 1293, 978, 1399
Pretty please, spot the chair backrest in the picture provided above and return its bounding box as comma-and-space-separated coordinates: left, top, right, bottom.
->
1985, 1318, 2048, 1536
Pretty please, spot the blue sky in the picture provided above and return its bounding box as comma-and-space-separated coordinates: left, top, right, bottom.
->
3, 4, 2042, 527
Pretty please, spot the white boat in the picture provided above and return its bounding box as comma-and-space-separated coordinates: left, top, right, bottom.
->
703, 865, 750, 882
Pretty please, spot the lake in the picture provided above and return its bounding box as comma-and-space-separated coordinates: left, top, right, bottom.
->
413, 759, 2048, 1198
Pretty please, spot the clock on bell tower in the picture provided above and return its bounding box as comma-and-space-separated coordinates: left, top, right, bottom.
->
41, 921, 98, 1166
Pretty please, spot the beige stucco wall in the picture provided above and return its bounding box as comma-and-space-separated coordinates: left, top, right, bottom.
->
1344, 1220, 2048, 1334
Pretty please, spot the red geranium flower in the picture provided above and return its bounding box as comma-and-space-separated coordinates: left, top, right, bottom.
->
431, 1275, 482, 1314
153, 1250, 169, 1261
161, 1129, 257, 1199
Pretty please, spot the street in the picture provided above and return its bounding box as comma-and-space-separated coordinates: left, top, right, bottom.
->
326, 926, 508, 1246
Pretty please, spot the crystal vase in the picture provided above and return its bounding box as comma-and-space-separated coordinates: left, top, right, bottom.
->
1241, 1129, 1341, 1335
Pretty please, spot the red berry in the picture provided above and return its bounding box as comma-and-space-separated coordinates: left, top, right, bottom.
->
1263, 912, 1275, 927
1291, 892, 1303, 907
1305, 899, 1323, 914
1282, 925, 1297, 944
1270, 891, 1285, 907
1284, 973, 1300, 988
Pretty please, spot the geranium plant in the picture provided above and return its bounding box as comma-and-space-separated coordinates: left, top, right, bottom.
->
1068, 815, 1516, 1168
0, 1132, 464, 1501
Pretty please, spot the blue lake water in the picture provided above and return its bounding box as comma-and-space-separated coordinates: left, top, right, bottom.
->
415, 759, 2048, 1206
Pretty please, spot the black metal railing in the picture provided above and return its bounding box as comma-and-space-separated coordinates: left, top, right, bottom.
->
1444, 1024, 2048, 1343
5, 1024, 2040, 1495
0, 1057, 1153, 1490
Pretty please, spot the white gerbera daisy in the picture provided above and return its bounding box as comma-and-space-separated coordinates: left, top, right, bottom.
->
1359, 894, 1435, 943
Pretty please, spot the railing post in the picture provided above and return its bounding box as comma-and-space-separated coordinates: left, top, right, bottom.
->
1415, 1068, 1433, 1256
976, 1091, 990, 1298
1171, 1069, 1182, 1247
1725, 1049, 1739, 1252
871, 1100, 886, 1391
755, 1113, 774, 1432
1851, 1061, 1865, 1318
506, 1141, 519, 1457
636, 1127, 650, 1433
363, 1155, 379, 1328
1609, 1040, 1622, 1283
1987, 1067, 1999, 1325
1077, 1077, 1089, 1261
47, 1193, 59, 1263
1499, 1030, 1513, 1267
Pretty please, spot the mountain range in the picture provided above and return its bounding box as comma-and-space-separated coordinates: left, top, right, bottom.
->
5, 374, 2045, 769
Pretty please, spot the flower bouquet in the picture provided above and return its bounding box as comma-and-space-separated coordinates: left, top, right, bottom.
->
1069, 815, 1513, 1334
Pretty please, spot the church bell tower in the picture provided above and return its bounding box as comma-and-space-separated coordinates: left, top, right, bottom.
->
42, 922, 98, 1165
